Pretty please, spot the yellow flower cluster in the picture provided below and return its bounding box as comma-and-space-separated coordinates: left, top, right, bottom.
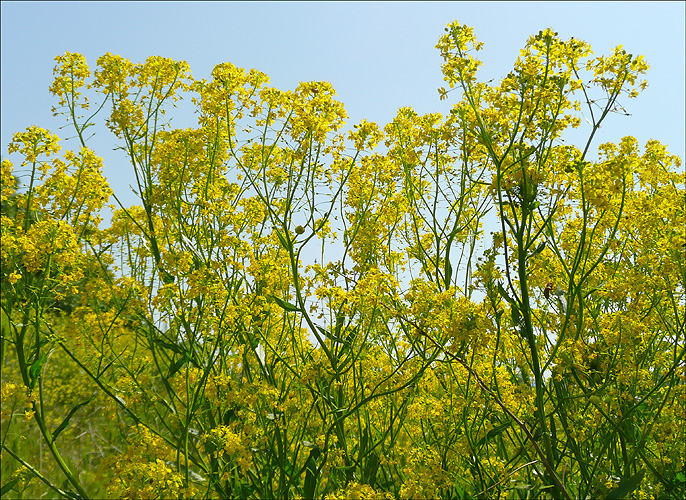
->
49, 52, 90, 109
398, 447, 447, 499
7, 126, 61, 167
0, 382, 34, 423
325, 482, 394, 500
201, 425, 252, 470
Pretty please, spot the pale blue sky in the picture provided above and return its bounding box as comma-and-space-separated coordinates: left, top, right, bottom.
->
2, 1, 684, 207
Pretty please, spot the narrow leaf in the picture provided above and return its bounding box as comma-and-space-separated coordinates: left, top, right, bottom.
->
98, 359, 115, 378
476, 420, 512, 448
359, 426, 368, 462
605, 470, 645, 500
497, 282, 515, 305
28, 353, 48, 389
152, 337, 185, 355
316, 325, 344, 343
1, 479, 19, 496
529, 241, 546, 258
52, 395, 96, 441
444, 257, 453, 288
363, 452, 380, 485
303, 447, 321, 500
273, 227, 291, 251
271, 295, 299, 312
511, 304, 522, 330
167, 353, 190, 378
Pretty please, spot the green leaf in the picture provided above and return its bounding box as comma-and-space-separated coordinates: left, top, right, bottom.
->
28, 353, 48, 389
605, 470, 644, 500
161, 269, 175, 284
271, 295, 299, 312
303, 447, 320, 500
316, 325, 331, 339
497, 281, 515, 305
359, 426, 368, 461
168, 353, 190, 378
52, 395, 96, 442
223, 407, 238, 425
0, 319, 6, 366
152, 335, 185, 356
363, 452, 380, 486
476, 420, 512, 448
1, 479, 19, 496
233, 276, 245, 294
30, 337, 54, 362
316, 325, 347, 344
514, 483, 532, 490
97, 359, 115, 378
444, 256, 453, 288
273, 227, 292, 252
529, 241, 546, 259
511, 304, 523, 334
495, 308, 504, 323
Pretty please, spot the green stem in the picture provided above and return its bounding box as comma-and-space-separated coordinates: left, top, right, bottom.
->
29, 402, 90, 499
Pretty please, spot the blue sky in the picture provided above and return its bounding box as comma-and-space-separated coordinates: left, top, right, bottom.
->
2, 1, 684, 208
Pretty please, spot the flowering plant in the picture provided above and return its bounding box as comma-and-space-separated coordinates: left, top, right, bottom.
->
1, 24, 683, 500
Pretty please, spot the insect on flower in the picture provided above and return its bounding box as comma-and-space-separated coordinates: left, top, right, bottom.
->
544, 282, 553, 299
